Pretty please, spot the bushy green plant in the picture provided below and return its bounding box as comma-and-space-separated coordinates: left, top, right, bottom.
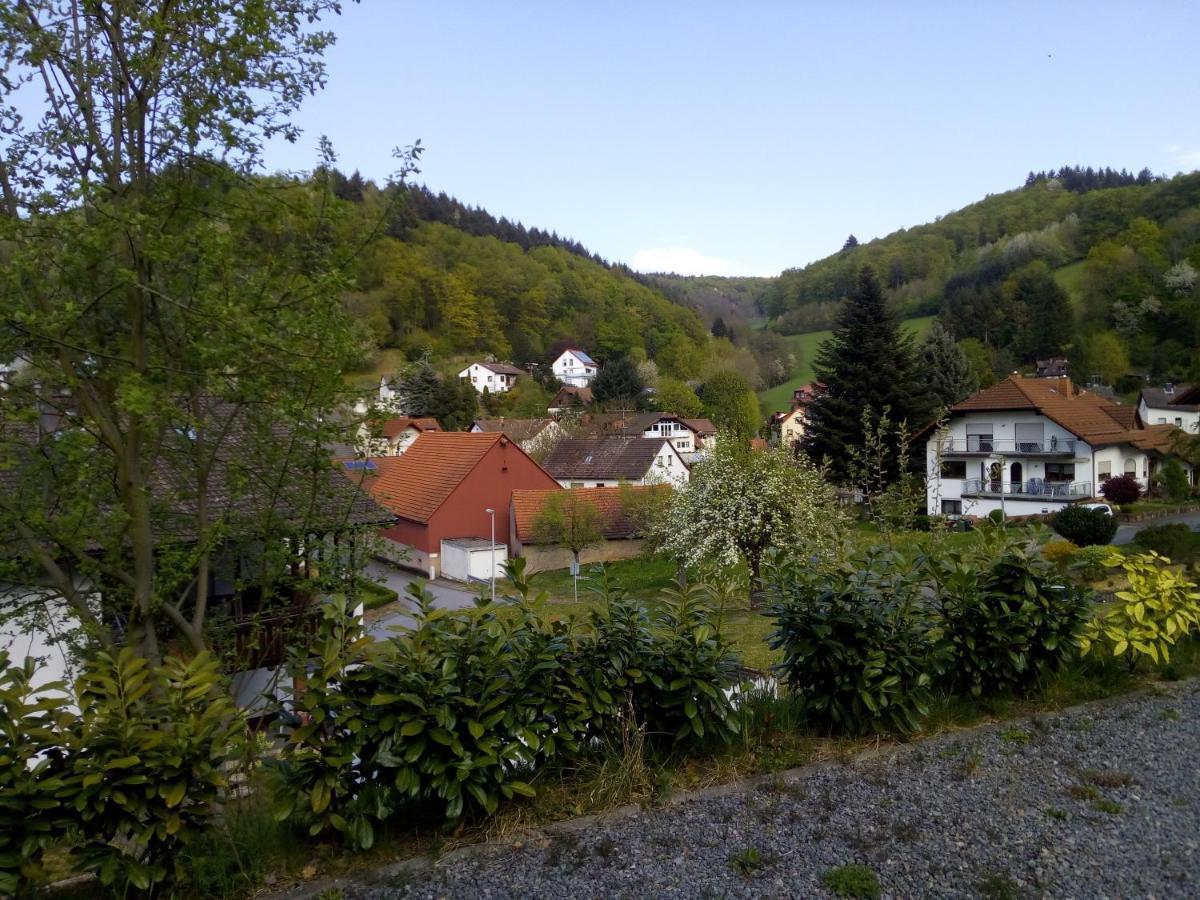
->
0, 653, 71, 895
763, 549, 937, 735
931, 537, 1093, 697
1132, 523, 1200, 562
1080, 550, 1200, 669
1071, 544, 1112, 582
61, 649, 245, 893
1100, 473, 1142, 505
1041, 539, 1078, 567
1050, 505, 1118, 547
1152, 458, 1191, 501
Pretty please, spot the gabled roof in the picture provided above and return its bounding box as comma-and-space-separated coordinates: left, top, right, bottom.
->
365, 432, 510, 523
468, 361, 524, 376
556, 348, 596, 366
542, 436, 671, 480
512, 485, 665, 543
380, 416, 442, 439
550, 385, 593, 407
681, 417, 718, 435
472, 417, 556, 443
953, 375, 1174, 447
1141, 383, 1200, 412
581, 411, 701, 437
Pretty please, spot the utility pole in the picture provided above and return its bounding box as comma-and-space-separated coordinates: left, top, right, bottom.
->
485, 507, 496, 603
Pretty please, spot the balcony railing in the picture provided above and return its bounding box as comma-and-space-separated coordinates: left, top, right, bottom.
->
961, 479, 1093, 500
938, 438, 1076, 456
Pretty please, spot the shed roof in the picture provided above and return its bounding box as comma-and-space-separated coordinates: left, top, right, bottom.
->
471, 417, 555, 443
380, 416, 442, 439
512, 485, 664, 543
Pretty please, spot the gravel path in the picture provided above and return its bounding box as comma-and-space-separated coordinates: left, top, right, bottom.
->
332, 681, 1200, 899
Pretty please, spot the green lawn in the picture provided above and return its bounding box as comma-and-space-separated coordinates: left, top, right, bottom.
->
758, 315, 936, 415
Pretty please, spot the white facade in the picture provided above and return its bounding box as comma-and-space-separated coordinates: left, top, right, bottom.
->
552, 350, 598, 387
440, 538, 507, 584
557, 441, 689, 489
459, 363, 519, 394
927, 411, 1133, 518
641, 417, 699, 453
1138, 396, 1200, 434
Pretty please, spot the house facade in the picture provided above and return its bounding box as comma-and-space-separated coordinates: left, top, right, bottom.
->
776, 407, 806, 448
582, 411, 710, 454
1139, 383, 1200, 434
547, 384, 593, 415
470, 417, 564, 456
551, 349, 598, 387
459, 361, 524, 394
357, 415, 442, 457
365, 432, 560, 578
543, 436, 689, 488
928, 375, 1191, 518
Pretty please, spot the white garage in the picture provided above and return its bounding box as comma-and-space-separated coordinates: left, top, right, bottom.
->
439, 537, 506, 584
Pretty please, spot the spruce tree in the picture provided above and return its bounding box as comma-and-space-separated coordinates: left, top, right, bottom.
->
920, 322, 977, 411
592, 356, 646, 409
842, 234, 859, 251
801, 266, 933, 481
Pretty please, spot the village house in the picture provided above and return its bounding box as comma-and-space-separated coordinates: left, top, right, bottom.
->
582, 411, 712, 454
510, 485, 662, 570
542, 435, 689, 488
470, 417, 564, 456
458, 360, 524, 394
1035, 357, 1070, 378
547, 384, 593, 415
357, 415, 442, 457
774, 407, 806, 448
927, 374, 1193, 518
551, 349, 598, 387
362, 432, 560, 579
1139, 383, 1200, 434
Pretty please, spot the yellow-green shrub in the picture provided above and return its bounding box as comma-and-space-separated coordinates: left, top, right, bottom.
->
1042, 540, 1079, 567
1080, 550, 1200, 668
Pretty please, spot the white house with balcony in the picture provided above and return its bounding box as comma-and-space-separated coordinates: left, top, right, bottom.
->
1138, 383, 1200, 434
551, 349, 598, 387
459, 361, 524, 394
927, 375, 1192, 518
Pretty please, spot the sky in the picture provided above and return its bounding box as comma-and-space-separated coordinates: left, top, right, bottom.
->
264, 1, 1200, 277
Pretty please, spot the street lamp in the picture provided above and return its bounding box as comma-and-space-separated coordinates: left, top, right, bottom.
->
484, 508, 496, 603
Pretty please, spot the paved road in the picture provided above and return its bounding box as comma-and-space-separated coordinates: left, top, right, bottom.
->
1114, 509, 1200, 545
362, 559, 479, 639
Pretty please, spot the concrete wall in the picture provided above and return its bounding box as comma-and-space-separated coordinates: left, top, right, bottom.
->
520, 538, 647, 573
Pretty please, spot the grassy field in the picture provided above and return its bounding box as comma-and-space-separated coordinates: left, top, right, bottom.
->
758, 315, 936, 415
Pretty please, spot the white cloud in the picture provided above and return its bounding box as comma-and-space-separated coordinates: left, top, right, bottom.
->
1165, 144, 1200, 171
631, 246, 740, 276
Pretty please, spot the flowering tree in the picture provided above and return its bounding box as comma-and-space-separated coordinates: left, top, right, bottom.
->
655, 439, 845, 590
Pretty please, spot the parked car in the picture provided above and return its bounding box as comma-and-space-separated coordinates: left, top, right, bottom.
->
1081, 502, 1114, 516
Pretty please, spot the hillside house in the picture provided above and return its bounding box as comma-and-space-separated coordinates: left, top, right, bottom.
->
548, 384, 593, 415
543, 436, 689, 488
363, 432, 560, 578
927, 375, 1193, 518
775, 407, 806, 448
551, 349, 598, 387
1139, 383, 1200, 434
357, 415, 442, 457
1035, 357, 1070, 378
510, 485, 663, 570
459, 361, 524, 394
582, 411, 711, 454
470, 417, 564, 455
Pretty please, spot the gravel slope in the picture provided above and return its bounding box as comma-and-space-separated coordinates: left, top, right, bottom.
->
337, 681, 1200, 899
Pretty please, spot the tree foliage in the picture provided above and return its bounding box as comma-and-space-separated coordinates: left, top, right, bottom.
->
919, 322, 977, 411
531, 491, 604, 564
699, 369, 761, 439
591, 356, 646, 409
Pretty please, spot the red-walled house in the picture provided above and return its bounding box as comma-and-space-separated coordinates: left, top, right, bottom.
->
364, 431, 561, 578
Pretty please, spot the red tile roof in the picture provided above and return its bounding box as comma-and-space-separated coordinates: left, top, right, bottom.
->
380, 416, 442, 439
512, 485, 665, 543
365, 432, 507, 523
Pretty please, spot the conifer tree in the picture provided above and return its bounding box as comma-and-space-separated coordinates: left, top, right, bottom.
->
801, 267, 933, 481
920, 322, 977, 411
592, 356, 646, 409
842, 234, 859, 251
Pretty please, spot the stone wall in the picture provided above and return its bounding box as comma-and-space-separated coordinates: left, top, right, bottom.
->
520, 538, 647, 573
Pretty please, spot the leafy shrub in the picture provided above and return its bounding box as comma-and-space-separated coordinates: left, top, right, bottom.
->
1100, 474, 1142, 505
0, 653, 70, 896
1050, 505, 1118, 547
1132, 523, 1200, 562
1153, 458, 1191, 501
932, 538, 1093, 697
1080, 550, 1200, 669
1071, 544, 1112, 582
763, 549, 937, 735
822, 864, 881, 899
62, 649, 244, 893
1041, 539, 1078, 567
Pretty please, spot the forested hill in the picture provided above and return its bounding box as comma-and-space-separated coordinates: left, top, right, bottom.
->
330, 176, 740, 384
758, 167, 1200, 382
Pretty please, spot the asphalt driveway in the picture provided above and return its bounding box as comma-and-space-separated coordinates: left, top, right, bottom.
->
362, 559, 479, 639
1113, 509, 1200, 545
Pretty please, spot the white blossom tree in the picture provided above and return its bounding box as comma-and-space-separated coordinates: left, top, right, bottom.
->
654, 438, 845, 593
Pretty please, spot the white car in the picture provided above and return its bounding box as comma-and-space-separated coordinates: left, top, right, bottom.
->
1081, 502, 1114, 516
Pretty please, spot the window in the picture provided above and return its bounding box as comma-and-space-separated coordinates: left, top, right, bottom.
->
1045, 463, 1075, 482
1157, 418, 1167, 424
965, 423, 993, 452
1098, 461, 1112, 480
1124, 458, 1136, 475
570, 481, 585, 488
941, 499, 963, 515
940, 460, 967, 478
1176, 417, 1183, 427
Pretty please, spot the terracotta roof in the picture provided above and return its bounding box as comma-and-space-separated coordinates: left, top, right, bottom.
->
512, 485, 665, 543
681, 417, 718, 435
542, 436, 669, 480
380, 416, 442, 439
472, 417, 555, 443
582, 412, 706, 437
1098, 423, 1187, 453
479, 361, 524, 376
952, 375, 1143, 444
365, 432, 508, 523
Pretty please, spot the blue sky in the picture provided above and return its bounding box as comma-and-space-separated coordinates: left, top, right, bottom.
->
266, 1, 1200, 277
